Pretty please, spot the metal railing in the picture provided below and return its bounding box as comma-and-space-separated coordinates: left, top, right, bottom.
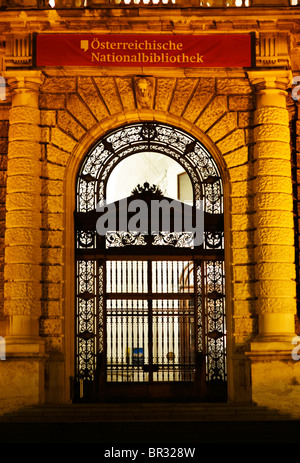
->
0, 0, 298, 10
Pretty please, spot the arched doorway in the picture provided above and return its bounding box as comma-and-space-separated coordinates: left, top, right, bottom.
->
74, 122, 226, 402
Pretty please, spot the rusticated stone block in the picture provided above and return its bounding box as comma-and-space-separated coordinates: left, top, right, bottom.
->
5, 246, 41, 264
255, 243, 295, 263
254, 124, 290, 143
232, 230, 255, 248
254, 192, 293, 212
233, 300, 254, 317
217, 129, 245, 155
255, 106, 289, 126
4, 263, 41, 281
254, 209, 294, 229
231, 196, 254, 214
78, 77, 109, 121
42, 265, 63, 283
255, 297, 297, 315
51, 127, 77, 153
229, 95, 255, 111
40, 93, 66, 110
232, 247, 255, 265
67, 92, 97, 130
230, 180, 253, 198
42, 195, 64, 214
46, 145, 70, 167
255, 227, 294, 246
41, 230, 63, 247
233, 264, 255, 282
169, 78, 198, 116
57, 111, 85, 141
233, 317, 256, 335
41, 77, 76, 93
9, 107, 40, 125
256, 279, 296, 299
5, 228, 41, 246
6, 176, 40, 194
233, 281, 255, 300
8, 141, 41, 160
40, 318, 63, 336
41, 179, 63, 196
231, 213, 254, 231
183, 78, 216, 123
42, 213, 64, 231
155, 78, 176, 112
255, 262, 296, 281
6, 192, 41, 212
196, 95, 227, 132
42, 162, 65, 181
94, 77, 123, 116
42, 247, 63, 265
223, 146, 249, 169
40, 110, 56, 127
44, 336, 63, 354
4, 298, 41, 316
115, 77, 136, 112
238, 112, 254, 128
5, 210, 40, 229
217, 78, 252, 94
254, 175, 293, 195
4, 280, 42, 301
9, 124, 40, 142
254, 158, 292, 177
42, 282, 62, 300
207, 112, 237, 143
7, 158, 40, 177
41, 300, 62, 317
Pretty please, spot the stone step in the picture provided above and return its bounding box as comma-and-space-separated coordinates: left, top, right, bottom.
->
0, 402, 292, 422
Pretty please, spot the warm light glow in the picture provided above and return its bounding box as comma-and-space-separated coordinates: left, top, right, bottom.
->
49, 0, 55, 7
291, 0, 298, 5
235, 0, 243, 6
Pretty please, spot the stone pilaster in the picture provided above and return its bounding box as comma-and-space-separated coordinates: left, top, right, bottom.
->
248, 70, 296, 343
0, 71, 45, 410
246, 70, 300, 415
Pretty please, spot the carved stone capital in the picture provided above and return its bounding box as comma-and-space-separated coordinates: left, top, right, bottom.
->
248, 70, 292, 109
248, 70, 292, 92
2, 70, 44, 107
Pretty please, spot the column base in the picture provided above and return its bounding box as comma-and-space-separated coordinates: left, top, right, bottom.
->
0, 335, 47, 414
0, 353, 47, 414
246, 340, 300, 418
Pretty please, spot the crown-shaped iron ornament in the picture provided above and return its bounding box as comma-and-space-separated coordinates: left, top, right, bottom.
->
131, 182, 163, 197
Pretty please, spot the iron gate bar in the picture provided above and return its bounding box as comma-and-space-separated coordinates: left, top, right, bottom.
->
75, 249, 225, 259
105, 293, 194, 300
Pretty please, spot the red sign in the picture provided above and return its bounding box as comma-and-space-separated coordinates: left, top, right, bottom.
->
36, 33, 252, 68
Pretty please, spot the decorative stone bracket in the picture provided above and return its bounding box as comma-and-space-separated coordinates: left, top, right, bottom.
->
256, 33, 290, 68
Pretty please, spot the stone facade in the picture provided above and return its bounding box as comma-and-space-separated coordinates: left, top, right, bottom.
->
0, 1, 300, 417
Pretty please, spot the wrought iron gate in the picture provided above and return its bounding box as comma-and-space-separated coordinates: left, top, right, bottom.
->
74, 122, 227, 402
105, 259, 195, 384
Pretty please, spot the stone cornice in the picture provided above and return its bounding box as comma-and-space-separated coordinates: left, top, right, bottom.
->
0, 8, 300, 35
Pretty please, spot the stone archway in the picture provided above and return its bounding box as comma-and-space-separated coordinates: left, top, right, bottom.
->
73, 121, 227, 402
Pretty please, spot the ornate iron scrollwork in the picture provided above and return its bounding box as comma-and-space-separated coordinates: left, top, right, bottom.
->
74, 122, 226, 401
